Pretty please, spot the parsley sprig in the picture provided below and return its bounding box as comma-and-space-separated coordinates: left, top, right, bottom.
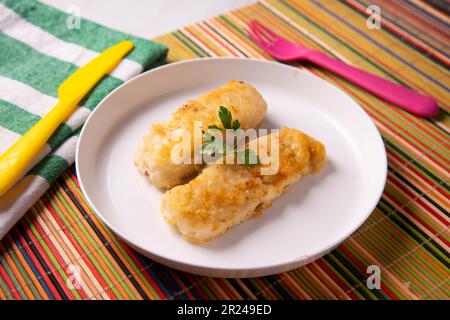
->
202, 106, 260, 166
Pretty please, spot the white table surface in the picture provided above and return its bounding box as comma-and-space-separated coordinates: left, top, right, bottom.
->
42, 0, 255, 39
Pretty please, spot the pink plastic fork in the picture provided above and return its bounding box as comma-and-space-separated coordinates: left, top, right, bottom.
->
247, 20, 439, 118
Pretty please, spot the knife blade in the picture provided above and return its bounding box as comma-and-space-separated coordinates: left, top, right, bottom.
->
0, 40, 134, 197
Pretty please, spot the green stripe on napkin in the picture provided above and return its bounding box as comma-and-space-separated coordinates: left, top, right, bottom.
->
28, 155, 70, 184
0, 0, 168, 239
0, 99, 72, 149
0, 33, 124, 110
2, 0, 165, 67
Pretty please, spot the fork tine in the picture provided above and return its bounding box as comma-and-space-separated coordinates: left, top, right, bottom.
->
248, 31, 269, 50
250, 20, 280, 40
248, 21, 274, 46
247, 31, 263, 47
247, 22, 269, 46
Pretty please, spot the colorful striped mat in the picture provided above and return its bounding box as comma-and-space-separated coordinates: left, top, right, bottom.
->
0, 0, 449, 300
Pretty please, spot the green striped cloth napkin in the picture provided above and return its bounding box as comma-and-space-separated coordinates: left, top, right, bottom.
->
0, 0, 168, 239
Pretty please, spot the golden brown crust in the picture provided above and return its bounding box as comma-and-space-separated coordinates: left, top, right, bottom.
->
135, 80, 267, 190
161, 128, 326, 243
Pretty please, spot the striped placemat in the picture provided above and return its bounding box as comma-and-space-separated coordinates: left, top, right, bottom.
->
0, 0, 448, 300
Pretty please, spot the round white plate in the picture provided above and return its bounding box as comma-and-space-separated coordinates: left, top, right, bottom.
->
76, 58, 386, 278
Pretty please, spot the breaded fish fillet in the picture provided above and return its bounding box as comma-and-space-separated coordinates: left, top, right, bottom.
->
135, 80, 267, 189
161, 128, 326, 243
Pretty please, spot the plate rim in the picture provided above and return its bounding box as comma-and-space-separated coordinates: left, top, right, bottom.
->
75, 57, 387, 277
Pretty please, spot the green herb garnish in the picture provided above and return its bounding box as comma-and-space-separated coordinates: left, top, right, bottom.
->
218, 106, 232, 129
202, 106, 260, 166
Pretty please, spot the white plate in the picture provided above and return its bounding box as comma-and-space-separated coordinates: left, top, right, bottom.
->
76, 58, 386, 278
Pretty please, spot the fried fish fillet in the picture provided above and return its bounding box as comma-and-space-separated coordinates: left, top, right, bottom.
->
161, 128, 326, 243
135, 80, 267, 189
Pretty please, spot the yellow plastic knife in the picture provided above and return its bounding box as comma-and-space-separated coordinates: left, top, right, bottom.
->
0, 40, 134, 197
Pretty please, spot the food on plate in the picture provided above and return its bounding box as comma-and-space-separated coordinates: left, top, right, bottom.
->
160, 128, 326, 243
134, 80, 267, 189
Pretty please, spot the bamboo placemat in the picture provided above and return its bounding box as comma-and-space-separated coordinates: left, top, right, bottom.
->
0, 0, 448, 299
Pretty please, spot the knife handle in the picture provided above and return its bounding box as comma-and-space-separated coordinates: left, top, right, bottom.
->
0, 97, 78, 197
